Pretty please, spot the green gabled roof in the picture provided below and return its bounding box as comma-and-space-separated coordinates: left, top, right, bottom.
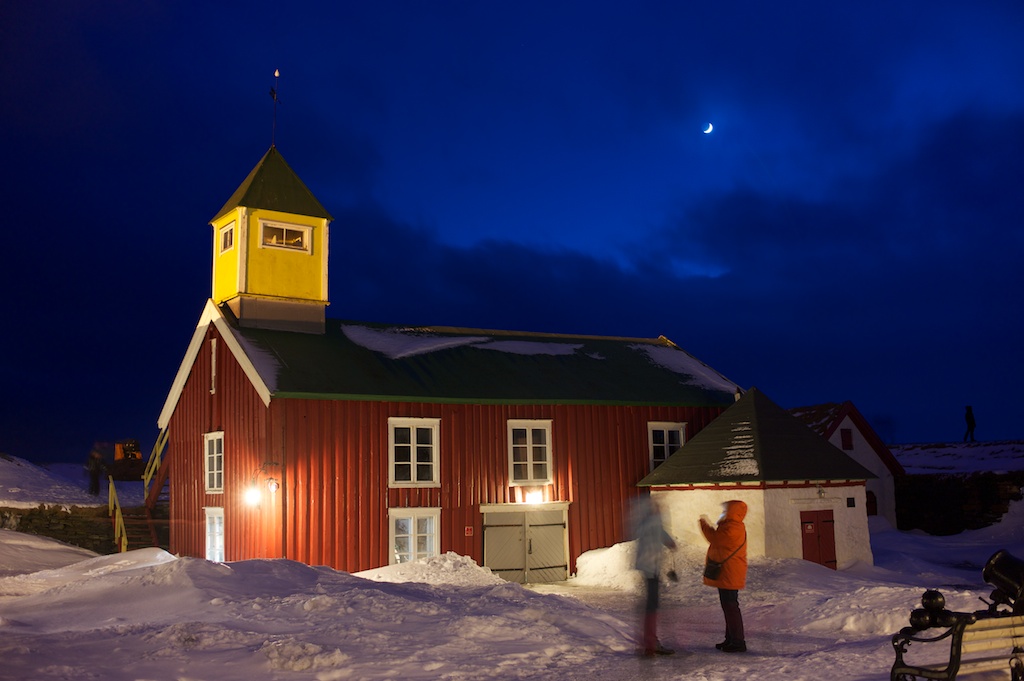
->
212, 146, 333, 222
637, 387, 876, 486
223, 313, 740, 406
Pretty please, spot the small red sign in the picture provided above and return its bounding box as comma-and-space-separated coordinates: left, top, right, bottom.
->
465, 526, 474, 537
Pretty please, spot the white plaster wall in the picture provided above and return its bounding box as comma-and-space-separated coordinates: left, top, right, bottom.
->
653, 488, 767, 557
828, 416, 898, 527
653, 484, 873, 569
763, 485, 873, 568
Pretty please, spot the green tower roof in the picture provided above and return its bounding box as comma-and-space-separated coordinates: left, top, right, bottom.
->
212, 146, 333, 222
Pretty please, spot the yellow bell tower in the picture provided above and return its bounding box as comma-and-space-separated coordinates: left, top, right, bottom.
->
210, 146, 333, 334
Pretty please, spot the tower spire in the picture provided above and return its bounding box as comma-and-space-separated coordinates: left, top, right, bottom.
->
269, 69, 281, 147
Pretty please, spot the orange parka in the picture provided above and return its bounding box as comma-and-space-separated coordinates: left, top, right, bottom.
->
700, 500, 748, 590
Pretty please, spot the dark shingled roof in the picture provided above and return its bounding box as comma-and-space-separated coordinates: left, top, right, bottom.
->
225, 314, 739, 406
637, 387, 876, 485
212, 146, 333, 222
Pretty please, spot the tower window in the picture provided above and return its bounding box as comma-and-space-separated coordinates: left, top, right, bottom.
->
260, 220, 311, 253
219, 222, 235, 253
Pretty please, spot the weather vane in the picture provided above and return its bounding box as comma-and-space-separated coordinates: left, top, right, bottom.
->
270, 68, 281, 146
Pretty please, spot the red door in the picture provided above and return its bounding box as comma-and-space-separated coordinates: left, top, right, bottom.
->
800, 510, 837, 570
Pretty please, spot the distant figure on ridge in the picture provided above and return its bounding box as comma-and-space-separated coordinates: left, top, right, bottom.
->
86, 449, 106, 496
964, 406, 976, 443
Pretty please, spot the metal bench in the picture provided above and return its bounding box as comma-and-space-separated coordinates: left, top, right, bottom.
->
891, 550, 1024, 680
891, 610, 1024, 680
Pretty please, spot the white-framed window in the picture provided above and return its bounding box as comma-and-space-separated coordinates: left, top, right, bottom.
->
389, 507, 440, 564
203, 431, 224, 493
259, 219, 311, 253
388, 417, 440, 487
508, 419, 552, 485
219, 221, 235, 253
204, 507, 225, 562
648, 421, 686, 471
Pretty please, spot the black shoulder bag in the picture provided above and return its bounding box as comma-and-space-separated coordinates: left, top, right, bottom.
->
703, 535, 746, 580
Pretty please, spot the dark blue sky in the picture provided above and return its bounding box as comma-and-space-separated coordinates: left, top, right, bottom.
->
2, 2, 1023, 464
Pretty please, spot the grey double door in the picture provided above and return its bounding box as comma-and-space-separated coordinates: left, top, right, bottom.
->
481, 504, 568, 583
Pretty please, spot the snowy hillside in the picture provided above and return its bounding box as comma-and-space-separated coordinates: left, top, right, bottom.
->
0, 454, 145, 509
889, 440, 1024, 474
2, 444, 1024, 679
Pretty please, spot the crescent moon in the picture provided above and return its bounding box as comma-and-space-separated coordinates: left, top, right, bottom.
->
703, 123, 713, 134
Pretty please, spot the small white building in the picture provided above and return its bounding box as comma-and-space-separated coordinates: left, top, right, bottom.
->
789, 401, 905, 528
638, 387, 876, 570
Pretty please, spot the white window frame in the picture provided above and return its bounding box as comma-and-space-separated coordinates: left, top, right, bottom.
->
259, 219, 311, 253
204, 507, 225, 562
388, 417, 441, 488
648, 421, 686, 471
388, 507, 441, 565
203, 431, 224, 494
219, 221, 235, 254
508, 419, 553, 486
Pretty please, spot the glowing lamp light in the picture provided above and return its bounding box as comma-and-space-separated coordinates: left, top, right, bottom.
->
244, 485, 262, 507
524, 490, 543, 504
267, 477, 280, 493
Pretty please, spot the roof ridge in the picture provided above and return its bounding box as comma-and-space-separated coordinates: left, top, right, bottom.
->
336, 320, 671, 344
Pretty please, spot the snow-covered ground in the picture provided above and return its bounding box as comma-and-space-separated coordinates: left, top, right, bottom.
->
890, 440, 1024, 474
0, 453, 145, 509
1, 445, 1022, 680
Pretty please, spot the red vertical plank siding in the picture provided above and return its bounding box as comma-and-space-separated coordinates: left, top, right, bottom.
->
167, 332, 725, 575
166, 327, 271, 562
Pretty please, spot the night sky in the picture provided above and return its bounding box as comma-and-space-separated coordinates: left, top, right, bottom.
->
3, 2, 1023, 464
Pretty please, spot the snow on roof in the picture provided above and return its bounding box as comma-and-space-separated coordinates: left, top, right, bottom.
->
475, 340, 582, 356
233, 332, 283, 393
890, 441, 1024, 474
342, 325, 585, 359
712, 421, 761, 478
342, 324, 489, 359
629, 343, 737, 391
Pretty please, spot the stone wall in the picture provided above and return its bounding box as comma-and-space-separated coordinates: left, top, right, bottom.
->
895, 471, 1024, 535
0, 504, 116, 555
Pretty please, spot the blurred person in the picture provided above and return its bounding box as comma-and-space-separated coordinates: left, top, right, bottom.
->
699, 500, 748, 653
630, 495, 677, 656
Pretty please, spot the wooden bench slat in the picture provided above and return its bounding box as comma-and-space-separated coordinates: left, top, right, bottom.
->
963, 615, 1024, 632
892, 613, 1024, 681
917, 654, 1012, 673
962, 637, 1024, 654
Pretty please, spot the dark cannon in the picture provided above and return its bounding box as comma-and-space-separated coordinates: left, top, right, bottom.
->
982, 549, 1024, 615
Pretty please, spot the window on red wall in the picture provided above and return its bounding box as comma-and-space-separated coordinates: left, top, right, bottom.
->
508, 419, 552, 485
203, 431, 224, 493
648, 422, 686, 471
388, 417, 441, 488
840, 428, 854, 451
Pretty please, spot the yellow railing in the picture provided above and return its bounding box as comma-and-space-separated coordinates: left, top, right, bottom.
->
143, 427, 169, 500
107, 475, 128, 552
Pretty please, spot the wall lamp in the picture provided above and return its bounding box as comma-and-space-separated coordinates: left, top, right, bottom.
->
245, 461, 280, 507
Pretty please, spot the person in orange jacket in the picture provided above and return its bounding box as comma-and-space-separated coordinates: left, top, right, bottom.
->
699, 499, 748, 653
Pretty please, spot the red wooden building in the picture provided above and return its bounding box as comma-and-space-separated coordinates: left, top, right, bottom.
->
155, 146, 739, 581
